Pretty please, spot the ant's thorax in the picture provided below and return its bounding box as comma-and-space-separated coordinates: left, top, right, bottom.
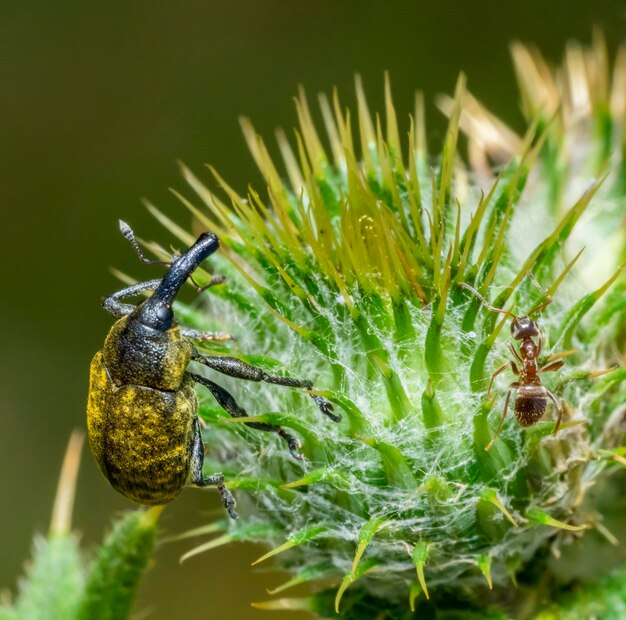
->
519, 337, 541, 383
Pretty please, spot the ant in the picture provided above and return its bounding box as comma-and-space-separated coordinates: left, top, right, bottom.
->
460, 276, 567, 451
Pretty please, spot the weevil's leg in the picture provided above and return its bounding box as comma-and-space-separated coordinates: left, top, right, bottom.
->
536, 330, 543, 357
191, 351, 340, 422
180, 275, 232, 340
181, 327, 234, 342
508, 342, 523, 363
189, 416, 237, 519
102, 279, 162, 318
103, 280, 230, 338
189, 372, 304, 460
487, 361, 516, 398
540, 359, 565, 373
192, 351, 313, 387
545, 388, 564, 434
485, 381, 520, 452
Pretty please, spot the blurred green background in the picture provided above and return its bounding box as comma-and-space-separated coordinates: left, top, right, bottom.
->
2, 2, 625, 618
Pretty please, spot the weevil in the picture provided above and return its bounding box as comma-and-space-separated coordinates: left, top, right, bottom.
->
460, 279, 566, 451
87, 221, 339, 518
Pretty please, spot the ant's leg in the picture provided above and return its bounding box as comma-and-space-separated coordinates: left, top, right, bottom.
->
542, 349, 578, 363
189, 416, 237, 519
487, 361, 517, 398
191, 351, 340, 422
508, 343, 522, 363
540, 359, 565, 373
102, 279, 162, 318
486, 382, 520, 452
189, 372, 303, 460
180, 327, 234, 342
545, 389, 564, 434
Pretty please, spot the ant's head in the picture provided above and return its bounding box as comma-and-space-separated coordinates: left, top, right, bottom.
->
510, 316, 540, 340
459, 280, 551, 339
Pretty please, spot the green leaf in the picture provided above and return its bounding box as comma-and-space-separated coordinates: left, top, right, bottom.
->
555, 262, 626, 348
15, 534, 84, 620
251, 524, 329, 566
76, 507, 162, 620
351, 517, 389, 577
535, 566, 626, 619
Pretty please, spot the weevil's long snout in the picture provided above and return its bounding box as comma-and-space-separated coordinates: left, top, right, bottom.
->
156, 233, 219, 305
138, 232, 220, 330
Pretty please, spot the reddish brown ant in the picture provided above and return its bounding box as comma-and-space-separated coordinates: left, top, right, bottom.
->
461, 277, 567, 451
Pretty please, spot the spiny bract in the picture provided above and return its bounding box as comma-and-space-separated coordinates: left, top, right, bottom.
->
145, 32, 626, 618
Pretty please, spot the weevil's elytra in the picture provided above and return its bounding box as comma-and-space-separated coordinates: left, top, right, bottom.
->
87, 221, 340, 518
460, 278, 566, 451
88, 353, 197, 504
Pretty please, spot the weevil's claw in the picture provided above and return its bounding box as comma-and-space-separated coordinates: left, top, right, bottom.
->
198, 332, 235, 342
209, 274, 226, 286
217, 482, 238, 520
310, 394, 341, 422
182, 327, 236, 343
198, 274, 226, 292
279, 429, 303, 460
189, 273, 226, 293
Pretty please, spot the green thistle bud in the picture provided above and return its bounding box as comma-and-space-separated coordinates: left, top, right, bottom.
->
2, 433, 163, 620
150, 33, 626, 618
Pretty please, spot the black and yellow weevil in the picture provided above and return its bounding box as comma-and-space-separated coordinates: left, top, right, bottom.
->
87, 221, 339, 518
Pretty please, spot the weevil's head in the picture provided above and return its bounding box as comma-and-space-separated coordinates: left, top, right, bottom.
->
135, 298, 175, 332
137, 232, 220, 332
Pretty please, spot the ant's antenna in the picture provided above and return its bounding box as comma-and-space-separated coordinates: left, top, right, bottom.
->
459, 282, 516, 319
461, 273, 553, 320
526, 272, 552, 316
119, 220, 170, 267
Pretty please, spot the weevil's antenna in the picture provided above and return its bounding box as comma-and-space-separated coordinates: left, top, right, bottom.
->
119, 220, 170, 267
526, 272, 553, 316
459, 282, 516, 319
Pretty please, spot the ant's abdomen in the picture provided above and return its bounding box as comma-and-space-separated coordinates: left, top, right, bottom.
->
514, 385, 547, 426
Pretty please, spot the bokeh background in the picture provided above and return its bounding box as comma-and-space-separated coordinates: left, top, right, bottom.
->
2, 2, 625, 618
